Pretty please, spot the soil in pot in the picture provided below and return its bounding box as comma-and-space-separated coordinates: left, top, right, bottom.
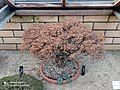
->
40, 59, 80, 84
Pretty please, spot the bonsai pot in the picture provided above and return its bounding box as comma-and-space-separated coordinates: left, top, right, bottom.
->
38, 60, 80, 84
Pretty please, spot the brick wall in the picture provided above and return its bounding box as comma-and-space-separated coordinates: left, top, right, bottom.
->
0, 15, 120, 50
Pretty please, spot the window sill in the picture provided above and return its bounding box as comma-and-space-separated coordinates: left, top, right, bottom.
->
15, 9, 113, 15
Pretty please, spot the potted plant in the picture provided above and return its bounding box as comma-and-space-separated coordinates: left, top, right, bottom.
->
21, 17, 104, 84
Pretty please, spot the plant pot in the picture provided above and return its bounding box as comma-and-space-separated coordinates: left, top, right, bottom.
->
38, 60, 80, 84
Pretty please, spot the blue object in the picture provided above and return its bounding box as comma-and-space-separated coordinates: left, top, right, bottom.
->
62, 71, 72, 83
57, 77, 63, 85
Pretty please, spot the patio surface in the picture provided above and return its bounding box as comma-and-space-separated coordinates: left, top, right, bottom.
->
0, 50, 120, 90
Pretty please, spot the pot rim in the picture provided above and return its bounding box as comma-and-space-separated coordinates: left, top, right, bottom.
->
38, 60, 80, 84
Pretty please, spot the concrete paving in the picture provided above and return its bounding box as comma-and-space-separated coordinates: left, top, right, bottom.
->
0, 50, 120, 90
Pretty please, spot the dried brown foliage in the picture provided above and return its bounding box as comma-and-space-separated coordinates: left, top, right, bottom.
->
21, 17, 104, 67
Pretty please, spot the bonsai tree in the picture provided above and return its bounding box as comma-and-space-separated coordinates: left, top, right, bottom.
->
21, 17, 104, 84
21, 18, 104, 67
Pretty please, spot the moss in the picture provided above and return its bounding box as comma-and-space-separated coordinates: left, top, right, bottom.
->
0, 74, 44, 90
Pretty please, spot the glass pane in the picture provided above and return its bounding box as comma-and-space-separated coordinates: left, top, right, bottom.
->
67, 0, 114, 2
15, 0, 61, 2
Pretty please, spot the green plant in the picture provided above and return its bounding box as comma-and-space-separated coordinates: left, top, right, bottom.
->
0, 74, 44, 90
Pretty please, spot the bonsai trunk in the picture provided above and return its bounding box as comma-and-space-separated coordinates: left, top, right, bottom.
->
55, 58, 66, 68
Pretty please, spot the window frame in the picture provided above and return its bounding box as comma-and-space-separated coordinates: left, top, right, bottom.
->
0, 4, 15, 29
14, 0, 115, 16
0, 0, 120, 15
0, 0, 120, 29
14, 0, 114, 9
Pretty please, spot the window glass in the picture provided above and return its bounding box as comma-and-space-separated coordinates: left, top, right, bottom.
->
67, 0, 114, 2
15, 0, 61, 2
14, 0, 114, 3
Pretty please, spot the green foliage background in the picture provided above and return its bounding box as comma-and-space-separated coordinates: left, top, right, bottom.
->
0, 74, 44, 90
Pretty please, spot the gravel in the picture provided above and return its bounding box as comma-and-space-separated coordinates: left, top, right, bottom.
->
0, 50, 120, 90
43, 60, 78, 80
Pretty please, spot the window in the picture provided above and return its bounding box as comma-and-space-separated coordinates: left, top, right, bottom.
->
13, 0, 115, 9
0, 0, 120, 29
67, 0, 113, 3
15, 0, 62, 8
15, 0, 61, 2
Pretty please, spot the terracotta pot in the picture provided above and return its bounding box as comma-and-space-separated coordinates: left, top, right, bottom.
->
38, 60, 80, 84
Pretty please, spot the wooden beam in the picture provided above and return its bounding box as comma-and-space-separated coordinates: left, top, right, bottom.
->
114, 0, 120, 7
3, 0, 15, 8
15, 2, 113, 9
15, 3, 62, 9
66, 2, 114, 9
62, 0, 66, 7
14, 0, 60, 2
0, 12, 15, 29
0, 5, 15, 29
114, 11, 120, 19
0, 5, 10, 20
0, 0, 5, 8
15, 10, 113, 16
